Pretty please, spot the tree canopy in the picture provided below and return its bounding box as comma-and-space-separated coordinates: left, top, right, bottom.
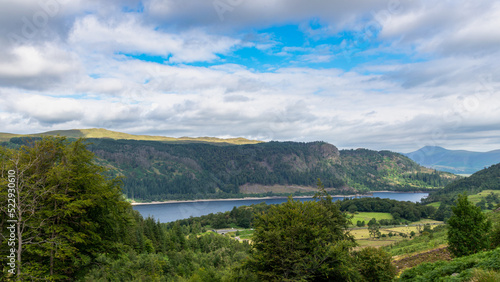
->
245, 180, 396, 281
447, 193, 492, 257
0, 137, 131, 280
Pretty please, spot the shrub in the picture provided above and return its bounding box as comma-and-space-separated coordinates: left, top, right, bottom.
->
355, 247, 397, 282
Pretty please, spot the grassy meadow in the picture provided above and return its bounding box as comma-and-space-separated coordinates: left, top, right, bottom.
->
349, 212, 394, 224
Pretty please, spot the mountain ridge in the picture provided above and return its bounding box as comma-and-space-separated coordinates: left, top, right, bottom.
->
0, 128, 263, 145
404, 146, 500, 174
82, 139, 458, 201
2, 131, 461, 201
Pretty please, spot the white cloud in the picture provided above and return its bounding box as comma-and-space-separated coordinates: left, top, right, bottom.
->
0, 44, 81, 89
0, 0, 500, 152
379, 1, 500, 57
69, 15, 240, 63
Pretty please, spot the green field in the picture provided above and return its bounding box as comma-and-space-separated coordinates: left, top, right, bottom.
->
411, 219, 443, 225
349, 212, 393, 224
352, 224, 444, 249
426, 202, 441, 208
468, 190, 500, 204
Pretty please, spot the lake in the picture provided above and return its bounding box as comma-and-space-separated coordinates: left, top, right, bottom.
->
133, 192, 428, 223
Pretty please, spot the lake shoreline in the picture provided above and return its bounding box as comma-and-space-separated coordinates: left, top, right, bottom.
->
131, 195, 352, 206
130, 190, 428, 206
132, 192, 430, 223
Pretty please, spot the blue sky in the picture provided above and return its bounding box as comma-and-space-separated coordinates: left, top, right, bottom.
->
0, 0, 499, 152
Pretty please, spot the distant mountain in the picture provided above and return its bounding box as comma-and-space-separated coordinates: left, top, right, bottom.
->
0, 128, 263, 145
404, 146, 500, 174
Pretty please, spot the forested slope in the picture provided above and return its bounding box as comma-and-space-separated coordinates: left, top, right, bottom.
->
85, 139, 457, 201
3, 136, 459, 201
424, 163, 500, 204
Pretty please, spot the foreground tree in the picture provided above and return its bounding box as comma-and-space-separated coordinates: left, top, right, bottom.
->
1, 137, 132, 280
447, 193, 491, 257
246, 180, 359, 281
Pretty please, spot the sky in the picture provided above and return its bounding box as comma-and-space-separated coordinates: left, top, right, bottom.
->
0, 0, 499, 152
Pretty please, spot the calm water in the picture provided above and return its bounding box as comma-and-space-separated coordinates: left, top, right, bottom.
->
133, 192, 428, 223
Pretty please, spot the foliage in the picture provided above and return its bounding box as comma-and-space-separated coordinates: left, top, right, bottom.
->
470, 268, 500, 282
340, 149, 457, 192
339, 197, 436, 222
1, 137, 254, 281
167, 202, 271, 230
447, 193, 491, 257
83, 231, 252, 281
246, 181, 359, 281
424, 163, 500, 205
355, 247, 397, 282
399, 247, 500, 281
383, 225, 448, 256
488, 209, 500, 249
0, 137, 132, 280
245, 180, 397, 281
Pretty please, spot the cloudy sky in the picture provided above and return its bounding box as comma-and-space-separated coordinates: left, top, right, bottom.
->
1, 0, 499, 152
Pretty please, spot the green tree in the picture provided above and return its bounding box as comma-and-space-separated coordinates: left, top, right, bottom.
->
447, 193, 492, 257
369, 224, 381, 239
367, 218, 377, 227
246, 180, 360, 281
0, 137, 132, 280
348, 204, 358, 213
355, 247, 397, 282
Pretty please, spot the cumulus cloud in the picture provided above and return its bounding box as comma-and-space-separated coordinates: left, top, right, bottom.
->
0, 44, 81, 89
379, 1, 500, 57
69, 15, 241, 63
0, 0, 499, 152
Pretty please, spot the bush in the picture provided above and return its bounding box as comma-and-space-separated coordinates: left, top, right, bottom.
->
355, 247, 397, 282
399, 247, 500, 281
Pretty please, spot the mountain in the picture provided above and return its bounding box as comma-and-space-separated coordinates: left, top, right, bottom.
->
2, 132, 460, 201
88, 139, 457, 201
404, 146, 500, 174
0, 128, 263, 145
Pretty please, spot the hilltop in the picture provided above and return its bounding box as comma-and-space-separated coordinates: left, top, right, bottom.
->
405, 146, 500, 174
0, 128, 263, 145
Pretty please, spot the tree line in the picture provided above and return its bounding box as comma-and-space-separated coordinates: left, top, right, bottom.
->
339, 197, 436, 222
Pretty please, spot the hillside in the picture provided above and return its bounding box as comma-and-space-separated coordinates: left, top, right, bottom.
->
82, 139, 457, 201
2, 133, 459, 201
405, 146, 500, 174
0, 128, 263, 145
424, 162, 500, 204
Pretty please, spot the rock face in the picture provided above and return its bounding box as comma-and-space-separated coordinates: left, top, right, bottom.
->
311, 142, 340, 160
